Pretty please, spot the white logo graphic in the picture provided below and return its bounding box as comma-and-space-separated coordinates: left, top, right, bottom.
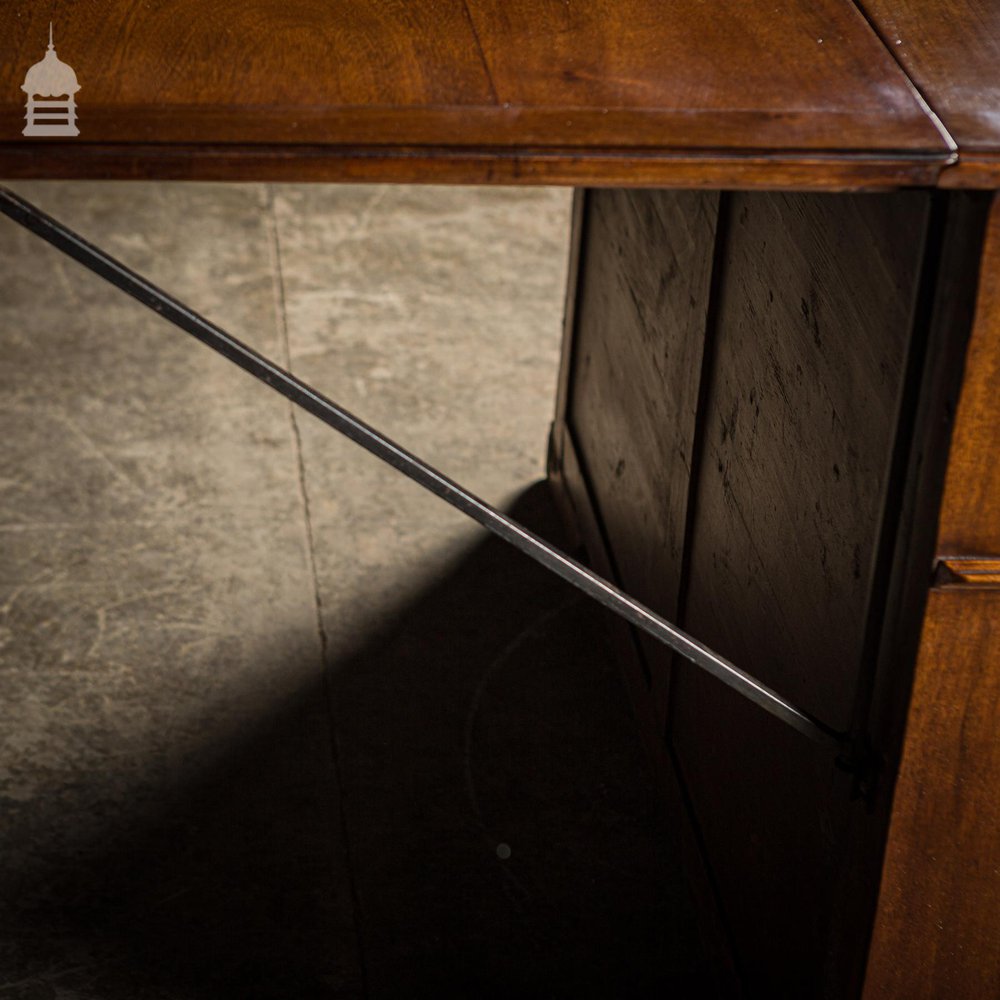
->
22, 23, 80, 137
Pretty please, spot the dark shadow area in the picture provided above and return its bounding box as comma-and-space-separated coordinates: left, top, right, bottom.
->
0, 482, 708, 998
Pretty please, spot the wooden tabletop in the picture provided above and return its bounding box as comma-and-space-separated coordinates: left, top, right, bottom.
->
0, 1, 990, 188
859, 0, 1000, 187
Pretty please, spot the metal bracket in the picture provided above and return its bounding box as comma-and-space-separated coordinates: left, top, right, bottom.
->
0, 185, 846, 753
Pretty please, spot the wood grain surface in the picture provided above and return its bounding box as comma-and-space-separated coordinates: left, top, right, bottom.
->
568, 189, 719, 725
858, 0, 1000, 186
547, 420, 742, 1000
0, 0, 950, 185
548, 194, 740, 995
863, 192, 1000, 1000
0, 143, 950, 190
935, 557, 1000, 588
863, 590, 1000, 999
553, 186, 940, 996
666, 190, 929, 995
935, 196, 1000, 554
677, 191, 928, 731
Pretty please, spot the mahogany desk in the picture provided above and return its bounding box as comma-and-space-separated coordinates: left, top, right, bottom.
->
1, 2, 997, 997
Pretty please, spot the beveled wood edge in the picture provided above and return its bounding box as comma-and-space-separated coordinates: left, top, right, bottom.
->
941, 152, 1000, 189
0, 103, 950, 150
852, 1, 1000, 188
933, 556, 1000, 588
0, 143, 950, 190
548, 417, 742, 998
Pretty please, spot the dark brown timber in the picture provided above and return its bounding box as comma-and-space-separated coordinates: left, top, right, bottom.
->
0, 0, 950, 186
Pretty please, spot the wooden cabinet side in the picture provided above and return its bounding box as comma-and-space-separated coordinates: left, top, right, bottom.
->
863, 192, 1000, 1000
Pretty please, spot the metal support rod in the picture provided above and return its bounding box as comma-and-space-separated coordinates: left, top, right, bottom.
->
0, 184, 844, 751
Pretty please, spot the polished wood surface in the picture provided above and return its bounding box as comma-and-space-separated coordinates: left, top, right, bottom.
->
1, 2, 998, 994
0, 144, 950, 190
863, 591, 1000, 999
864, 193, 1000, 1000
935, 197, 1000, 553
935, 557, 1000, 588
0, 0, 950, 186
860, 0, 1000, 185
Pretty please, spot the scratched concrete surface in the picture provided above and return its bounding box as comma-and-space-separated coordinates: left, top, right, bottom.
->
0, 183, 705, 998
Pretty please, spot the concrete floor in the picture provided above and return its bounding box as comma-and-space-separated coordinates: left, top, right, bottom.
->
0, 183, 704, 998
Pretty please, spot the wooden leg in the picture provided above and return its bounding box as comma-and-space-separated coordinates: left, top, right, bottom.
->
863, 192, 1000, 1000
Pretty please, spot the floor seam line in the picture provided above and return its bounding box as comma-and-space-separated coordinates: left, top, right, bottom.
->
264, 182, 371, 999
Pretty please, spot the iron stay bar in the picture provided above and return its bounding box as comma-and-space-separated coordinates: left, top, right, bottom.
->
0, 184, 844, 752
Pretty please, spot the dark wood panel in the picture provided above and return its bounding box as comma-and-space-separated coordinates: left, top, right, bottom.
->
0, 0, 950, 183
549, 422, 745, 999
859, 0, 1000, 184
670, 190, 930, 995
555, 186, 993, 997
935, 195, 1000, 554
568, 189, 720, 722
549, 430, 744, 1000
549, 188, 739, 996
820, 190, 993, 1000
678, 191, 928, 729
863, 589, 1000, 999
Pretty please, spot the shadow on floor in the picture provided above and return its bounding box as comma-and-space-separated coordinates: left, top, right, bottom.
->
0, 483, 708, 999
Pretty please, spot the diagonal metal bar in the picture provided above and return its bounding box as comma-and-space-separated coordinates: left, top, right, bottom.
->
0, 184, 844, 751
